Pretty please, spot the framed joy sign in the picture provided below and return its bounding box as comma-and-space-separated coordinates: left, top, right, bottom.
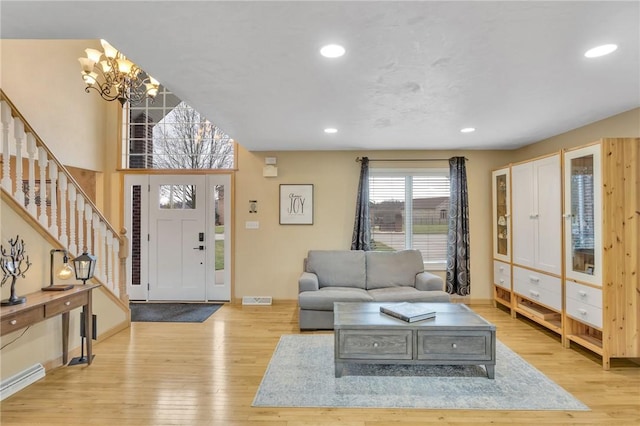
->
279, 184, 314, 225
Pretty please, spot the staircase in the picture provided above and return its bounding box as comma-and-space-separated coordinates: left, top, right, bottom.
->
0, 89, 127, 306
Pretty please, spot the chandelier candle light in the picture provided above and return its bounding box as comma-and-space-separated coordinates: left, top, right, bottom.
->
78, 39, 160, 105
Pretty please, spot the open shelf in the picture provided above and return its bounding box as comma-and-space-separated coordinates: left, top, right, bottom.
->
493, 286, 511, 309
565, 317, 603, 355
514, 296, 562, 335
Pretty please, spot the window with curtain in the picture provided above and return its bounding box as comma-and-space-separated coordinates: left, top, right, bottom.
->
369, 169, 450, 268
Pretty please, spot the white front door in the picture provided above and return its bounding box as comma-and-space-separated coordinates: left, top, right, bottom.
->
149, 175, 207, 300
124, 174, 231, 302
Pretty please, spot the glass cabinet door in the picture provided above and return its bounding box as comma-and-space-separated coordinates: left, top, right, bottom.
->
564, 145, 601, 285
492, 168, 510, 262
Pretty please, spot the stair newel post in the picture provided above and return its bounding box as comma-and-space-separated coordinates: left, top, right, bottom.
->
13, 120, 25, 206
49, 162, 59, 238
58, 173, 68, 247
68, 185, 77, 255
26, 134, 37, 217
76, 195, 85, 255
37, 147, 48, 226
0, 101, 12, 192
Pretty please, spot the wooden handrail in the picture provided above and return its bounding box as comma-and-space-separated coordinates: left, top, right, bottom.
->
0, 88, 122, 246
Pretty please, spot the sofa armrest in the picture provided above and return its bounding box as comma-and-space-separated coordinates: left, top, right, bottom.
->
415, 271, 444, 291
299, 272, 320, 293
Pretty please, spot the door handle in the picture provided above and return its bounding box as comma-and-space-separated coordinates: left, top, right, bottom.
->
193, 246, 205, 251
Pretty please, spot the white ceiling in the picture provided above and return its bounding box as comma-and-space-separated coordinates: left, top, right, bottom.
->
2, 1, 639, 151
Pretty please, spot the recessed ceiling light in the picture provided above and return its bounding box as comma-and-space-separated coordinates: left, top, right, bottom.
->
460, 127, 476, 133
324, 128, 338, 134
320, 44, 345, 58
584, 44, 618, 58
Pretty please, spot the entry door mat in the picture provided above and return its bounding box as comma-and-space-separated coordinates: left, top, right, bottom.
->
253, 334, 589, 411
130, 303, 222, 323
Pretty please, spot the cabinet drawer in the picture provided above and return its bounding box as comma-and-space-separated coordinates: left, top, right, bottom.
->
45, 293, 87, 318
493, 261, 511, 289
1, 307, 45, 335
337, 330, 413, 360
417, 331, 492, 361
566, 297, 602, 329
566, 281, 602, 309
513, 267, 561, 294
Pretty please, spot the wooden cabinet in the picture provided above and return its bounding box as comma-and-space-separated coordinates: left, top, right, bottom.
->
510, 153, 563, 333
492, 139, 639, 369
562, 139, 640, 369
511, 154, 562, 275
491, 168, 512, 309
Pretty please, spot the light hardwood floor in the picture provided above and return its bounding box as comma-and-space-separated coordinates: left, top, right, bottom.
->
1, 302, 639, 425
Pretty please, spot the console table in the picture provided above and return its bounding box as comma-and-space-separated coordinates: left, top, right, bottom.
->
0, 284, 99, 366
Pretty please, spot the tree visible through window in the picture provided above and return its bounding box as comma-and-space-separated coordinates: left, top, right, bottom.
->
125, 86, 235, 170
369, 169, 450, 268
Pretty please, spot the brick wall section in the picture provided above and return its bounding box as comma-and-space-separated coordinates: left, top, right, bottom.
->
131, 185, 142, 285
129, 112, 154, 168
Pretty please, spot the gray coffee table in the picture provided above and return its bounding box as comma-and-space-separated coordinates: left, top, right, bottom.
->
333, 302, 496, 378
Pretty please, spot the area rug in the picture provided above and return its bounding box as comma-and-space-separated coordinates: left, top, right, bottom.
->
252, 334, 588, 410
130, 303, 222, 323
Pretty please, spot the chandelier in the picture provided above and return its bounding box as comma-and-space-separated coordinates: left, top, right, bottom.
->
78, 39, 160, 105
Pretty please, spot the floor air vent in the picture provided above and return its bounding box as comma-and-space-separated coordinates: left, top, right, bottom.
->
242, 296, 273, 305
1, 363, 45, 401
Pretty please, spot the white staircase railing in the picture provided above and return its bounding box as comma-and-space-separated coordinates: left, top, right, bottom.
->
0, 90, 126, 302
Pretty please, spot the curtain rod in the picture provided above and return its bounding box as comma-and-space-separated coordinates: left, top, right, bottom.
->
355, 157, 468, 162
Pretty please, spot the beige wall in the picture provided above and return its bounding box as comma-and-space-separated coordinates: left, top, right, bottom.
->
234, 148, 512, 301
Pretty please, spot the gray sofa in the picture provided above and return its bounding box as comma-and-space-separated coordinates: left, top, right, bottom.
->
298, 249, 451, 330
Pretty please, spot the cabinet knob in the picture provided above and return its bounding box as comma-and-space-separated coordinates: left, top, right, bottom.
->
578, 309, 587, 316
499, 267, 504, 272
529, 276, 540, 283
10, 319, 17, 325
578, 291, 587, 298
65, 301, 71, 306
452, 343, 457, 349
373, 342, 379, 348
529, 290, 540, 298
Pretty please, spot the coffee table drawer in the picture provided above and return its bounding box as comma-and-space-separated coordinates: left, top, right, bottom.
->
417, 331, 493, 361
337, 330, 413, 360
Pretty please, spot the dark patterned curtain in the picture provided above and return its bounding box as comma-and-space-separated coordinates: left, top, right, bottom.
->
351, 157, 371, 250
446, 157, 470, 295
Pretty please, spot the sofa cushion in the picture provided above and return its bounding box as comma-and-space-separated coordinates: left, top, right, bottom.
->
306, 250, 366, 289
298, 287, 373, 310
368, 287, 451, 303
365, 250, 424, 289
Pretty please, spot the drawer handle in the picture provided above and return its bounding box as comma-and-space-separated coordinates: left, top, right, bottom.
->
499, 279, 504, 283
578, 291, 587, 298
578, 309, 587, 316
452, 343, 457, 349
65, 301, 71, 306
529, 276, 540, 283
529, 290, 540, 298
373, 342, 379, 348
10, 319, 17, 325
499, 267, 504, 272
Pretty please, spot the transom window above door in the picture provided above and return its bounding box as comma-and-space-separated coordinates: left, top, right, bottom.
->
122, 86, 235, 170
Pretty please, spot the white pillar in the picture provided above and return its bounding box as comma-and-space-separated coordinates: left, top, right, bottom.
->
49, 162, 59, 237
1, 101, 12, 191
59, 173, 68, 248
68, 185, 77, 255
37, 146, 48, 226
112, 237, 120, 298
13, 120, 25, 205
26, 134, 37, 217
106, 233, 114, 291
77, 195, 85, 253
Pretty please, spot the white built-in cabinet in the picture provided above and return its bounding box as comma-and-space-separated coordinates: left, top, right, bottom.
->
491, 168, 512, 309
491, 139, 639, 369
510, 153, 563, 333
